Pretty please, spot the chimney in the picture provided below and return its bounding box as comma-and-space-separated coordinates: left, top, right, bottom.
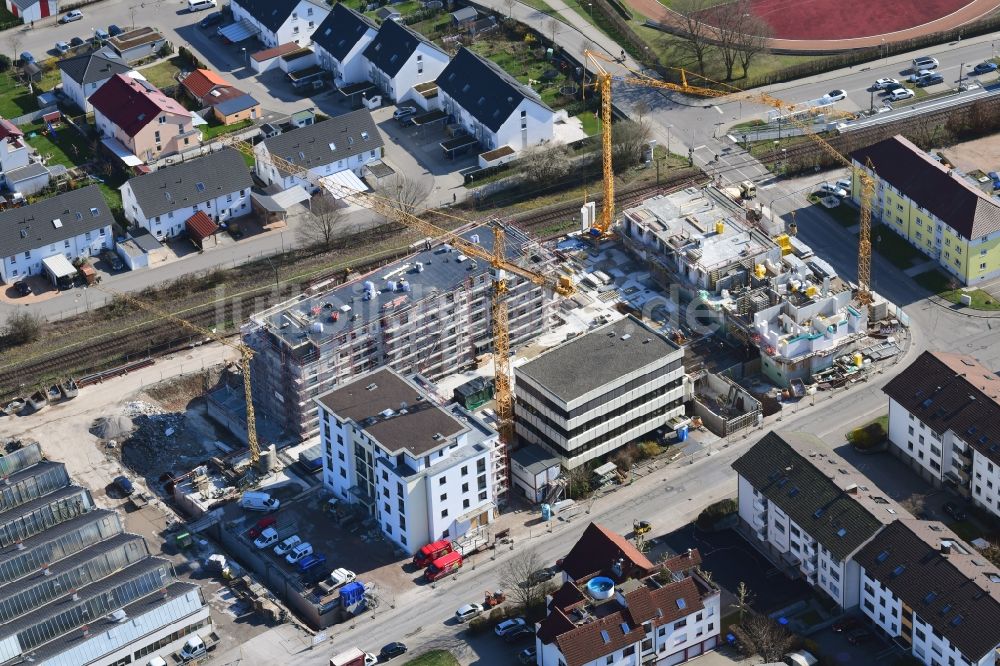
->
845, 483, 858, 495
940, 541, 952, 557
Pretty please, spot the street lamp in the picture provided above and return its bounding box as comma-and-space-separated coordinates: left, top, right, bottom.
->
242, 47, 248, 65
664, 123, 673, 156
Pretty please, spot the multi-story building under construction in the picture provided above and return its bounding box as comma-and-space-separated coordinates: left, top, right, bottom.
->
242, 224, 549, 446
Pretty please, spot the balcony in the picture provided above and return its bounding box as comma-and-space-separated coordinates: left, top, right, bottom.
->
753, 498, 767, 512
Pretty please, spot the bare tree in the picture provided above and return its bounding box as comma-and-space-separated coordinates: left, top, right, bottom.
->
8, 32, 23, 73
711, 0, 744, 80
672, 0, 715, 76
2, 310, 41, 347
633, 99, 651, 122
502, 0, 516, 19
519, 143, 573, 187
565, 464, 592, 499
734, 581, 753, 624
376, 174, 430, 218
737, 612, 794, 662
300, 195, 344, 249
545, 17, 559, 46
499, 550, 546, 612
734, 11, 771, 79
610, 118, 652, 168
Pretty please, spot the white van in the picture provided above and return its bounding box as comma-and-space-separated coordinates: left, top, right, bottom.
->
188, 0, 217, 11
239, 491, 279, 512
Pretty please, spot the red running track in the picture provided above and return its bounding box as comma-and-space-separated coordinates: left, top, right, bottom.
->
745, 0, 976, 41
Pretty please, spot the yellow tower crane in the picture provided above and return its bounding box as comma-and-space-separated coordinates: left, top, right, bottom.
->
582, 50, 876, 305
93, 286, 264, 468
220, 136, 574, 495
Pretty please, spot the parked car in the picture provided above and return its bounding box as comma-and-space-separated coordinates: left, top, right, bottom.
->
846, 628, 874, 645
60, 9, 83, 23
108, 24, 125, 36
253, 527, 279, 549
517, 648, 537, 665
70, 37, 86, 49
113, 475, 134, 496
13, 280, 31, 296
199, 11, 224, 28
974, 61, 999, 74
94, 28, 110, 43
908, 69, 934, 83
19, 52, 34, 65
871, 78, 898, 90
297, 552, 327, 573
101, 249, 123, 271
274, 534, 302, 556
394, 105, 417, 123
495, 617, 527, 637
881, 81, 904, 93
824, 89, 847, 102
887, 88, 915, 101
526, 568, 556, 585
835, 177, 852, 192
55, 41, 70, 54
943, 501, 967, 521
247, 515, 277, 539
819, 183, 847, 198
378, 642, 407, 662
504, 626, 534, 643
455, 603, 485, 623
912, 56, 939, 70
285, 542, 313, 565
916, 73, 944, 87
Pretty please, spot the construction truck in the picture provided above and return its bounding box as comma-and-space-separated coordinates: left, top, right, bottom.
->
330, 647, 377, 666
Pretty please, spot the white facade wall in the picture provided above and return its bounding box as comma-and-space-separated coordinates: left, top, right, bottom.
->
1, 225, 112, 283
0, 137, 30, 172
859, 568, 902, 638
121, 183, 252, 240
369, 45, 449, 103
315, 30, 376, 86
7, 0, 56, 23
440, 94, 554, 152
887, 398, 947, 482
318, 402, 495, 555
971, 449, 1000, 518
738, 474, 857, 608
61, 75, 115, 114
232, 0, 329, 48
6, 169, 50, 196
255, 144, 382, 191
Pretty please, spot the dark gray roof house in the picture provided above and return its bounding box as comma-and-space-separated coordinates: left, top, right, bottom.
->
0, 185, 111, 259
258, 108, 383, 175
57, 51, 131, 85
121, 149, 253, 220
363, 19, 446, 78
233, 0, 323, 34
312, 3, 376, 62
437, 47, 552, 133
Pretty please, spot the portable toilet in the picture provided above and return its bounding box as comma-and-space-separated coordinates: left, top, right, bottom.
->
541, 504, 552, 521
676, 425, 689, 442
340, 581, 365, 610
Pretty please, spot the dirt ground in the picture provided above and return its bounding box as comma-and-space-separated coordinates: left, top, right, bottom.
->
939, 135, 1000, 176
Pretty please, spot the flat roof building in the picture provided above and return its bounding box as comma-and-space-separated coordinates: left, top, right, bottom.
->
316, 368, 499, 553
242, 224, 549, 443
514, 315, 685, 469
0, 443, 212, 666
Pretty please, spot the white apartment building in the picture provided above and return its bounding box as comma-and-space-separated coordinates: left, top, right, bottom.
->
855, 519, 1000, 666
0, 186, 112, 284
57, 51, 135, 114
515, 315, 685, 470
311, 3, 376, 87
537, 523, 720, 666
436, 47, 555, 153
362, 20, 449, 104
230, 0, 330, 48
120, 149, 254, 240
315, 368, 499, 554
883, 350, 1000, 518
733, 430, 894, 609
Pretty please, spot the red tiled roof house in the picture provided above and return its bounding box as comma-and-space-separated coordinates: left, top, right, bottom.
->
90, 74, 201, 164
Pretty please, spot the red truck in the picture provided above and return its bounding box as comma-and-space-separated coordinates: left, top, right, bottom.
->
424, 550, 463, 581
413, 539, 453, 567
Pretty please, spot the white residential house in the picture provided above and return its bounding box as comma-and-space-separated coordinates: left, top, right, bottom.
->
882, 350, 1000, 518
0, 118, 30, 173
253, 108, 383, 193
120, 149, 254, 240
315, 368, 500, 555
436, 47, 555, 152
855, 519, 1000, 666
56, 51, 135, 113
0, 185, 112, 283
362, 20, 449, 104
230, 0, 330, 49
733, 430, 894, 609
537, 523, 721, 666
311, 3, 377, 86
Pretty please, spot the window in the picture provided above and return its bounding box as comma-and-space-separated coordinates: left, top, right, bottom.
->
463, 499, 470, 509
478, 475, 487, 491
462, 482, 469, 492
623, 647, 635, 656
477, 458, 486, 473
339, 468, 347, 478
384, 502, 390, 514
439, 476, 447, 485
440, 493, 447, 501
461, 465, 468, 476
606, 658, 613, 665
478, 491, 487, 501
440, 509, 448, 518
159, 115, 166, 124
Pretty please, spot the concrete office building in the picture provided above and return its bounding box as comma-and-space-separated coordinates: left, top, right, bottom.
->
315, 368, 499, 553
0, 443, 212, 666
514, 315, 685, 469
242, 224, 548, 442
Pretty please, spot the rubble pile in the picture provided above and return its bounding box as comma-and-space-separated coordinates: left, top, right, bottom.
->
91, 415, 135, 441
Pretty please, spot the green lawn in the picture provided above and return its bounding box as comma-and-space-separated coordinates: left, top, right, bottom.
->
947, 520, 981, 543
24, 123, 92, 168
404, 651, 458, 666
201, 118, 254, 140
872, 229, 925, 269
519, 0, 556, 12
576, 110, 599, 136
910, 269, 1000, 310
138, 56, 185, 89
0, 73, 39, 118
914, 269, 955, 293
467, 38, 575, 109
